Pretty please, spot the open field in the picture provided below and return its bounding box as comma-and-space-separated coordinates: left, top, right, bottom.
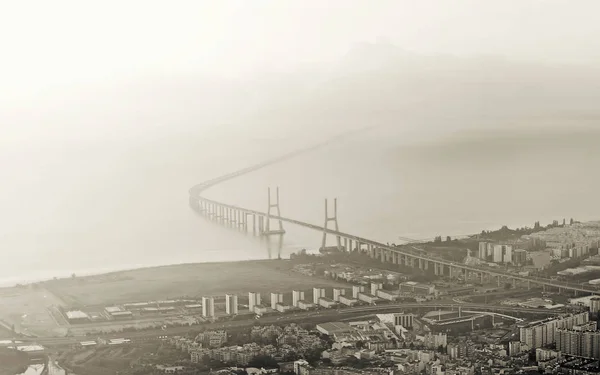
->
0, 285, 68, 337
44, 259, 348, 307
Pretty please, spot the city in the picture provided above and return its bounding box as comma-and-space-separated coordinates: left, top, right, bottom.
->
3, 2, 600, 375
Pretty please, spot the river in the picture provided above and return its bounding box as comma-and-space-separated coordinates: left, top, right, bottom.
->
0, 122, 599, 286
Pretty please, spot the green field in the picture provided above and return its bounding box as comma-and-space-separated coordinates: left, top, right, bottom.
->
44, 259, 348, 307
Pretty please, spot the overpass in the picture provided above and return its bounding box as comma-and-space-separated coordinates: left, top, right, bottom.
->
188, 130, 600, 297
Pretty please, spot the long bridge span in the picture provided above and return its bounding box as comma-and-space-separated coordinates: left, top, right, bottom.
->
188, 130, 600, 297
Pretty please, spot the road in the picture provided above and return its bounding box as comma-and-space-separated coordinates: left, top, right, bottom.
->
25, 302, 562, 347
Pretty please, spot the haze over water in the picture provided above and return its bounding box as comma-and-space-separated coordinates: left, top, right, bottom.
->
2, 1, 600, 286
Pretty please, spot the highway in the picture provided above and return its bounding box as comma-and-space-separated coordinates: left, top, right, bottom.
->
24, 302, 560, 347
189, 131, 600, 296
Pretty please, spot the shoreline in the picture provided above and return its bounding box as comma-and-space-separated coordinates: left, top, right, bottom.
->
4, 218, 596, 290
0, 258, 294, 289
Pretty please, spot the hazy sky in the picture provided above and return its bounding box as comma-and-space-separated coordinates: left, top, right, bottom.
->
2, 0, 600, 142
2, 1, 600, 96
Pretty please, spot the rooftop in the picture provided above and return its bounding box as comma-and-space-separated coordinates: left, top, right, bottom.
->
17, 345, 45, 352
317, 322, 355, 334
105, 306, 124, 313
66, 310, 89, 320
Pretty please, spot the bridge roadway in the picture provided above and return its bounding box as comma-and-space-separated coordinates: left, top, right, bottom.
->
25, 302, 557, 347
189, 131, 600, 296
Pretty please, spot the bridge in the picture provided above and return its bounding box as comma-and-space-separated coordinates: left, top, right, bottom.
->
188, 130, 600, 297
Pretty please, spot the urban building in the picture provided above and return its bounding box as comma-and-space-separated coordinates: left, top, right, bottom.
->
319, 298, 337, 308
512, 249, 528, 265
377, 313, 415, 329
248, 292, 261, 313
201, 297, 215, 318
557, 327, 600, 359
352, 285, 365, 298
333, 288, 346, 302
338, 296, 359, 306
358, 292, 378, 304
297, 301, 314, 310
509, 341, 523, 356
292, 290, 305, 307
65, 310, 90, 324
376, 289, 398, 301
519, 312, 589, 348
371, 282, 383, 295
275, 303, 293, 313
225, 294, 238, 315
271, 293, 283, 310
313, 288, 326, 304
254, 305, 268, 315
195, 330, 227, 348
399, 281, 435, 295
590, 296, 600, 314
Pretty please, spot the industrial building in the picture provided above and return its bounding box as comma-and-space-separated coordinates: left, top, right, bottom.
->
376, 313, 415, 329
399, 281, 435, 295
104, 306, 133, 320
16, 345, 46, 361
225, 294, 238, 315
65, 310, 90, 324
202, 297, 215, 318
316, 322, 355, 336
140, 306, 175, 314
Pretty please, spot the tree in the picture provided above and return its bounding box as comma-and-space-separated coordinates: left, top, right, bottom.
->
446, 236, 452, 242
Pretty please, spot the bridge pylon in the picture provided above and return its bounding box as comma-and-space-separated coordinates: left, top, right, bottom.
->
321, 198, 342, 251
263, 187, 285, 236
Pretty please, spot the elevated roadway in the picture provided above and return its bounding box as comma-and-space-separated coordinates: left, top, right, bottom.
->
188, 130, 600, 296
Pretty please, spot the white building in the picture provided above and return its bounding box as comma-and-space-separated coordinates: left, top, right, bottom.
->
313, 288, 326, 304
271, 293, 283, 309
202, 297, 215, 318
319, 298, 337, 309
333, 288, 346, 302
248, 292, 261, 313
225, 294, 238, 315
352, 285, 365, 298
370, 283, 383, 296
298, 301, 315, 310
292, 290, 305, 307
339, 296, 359, 306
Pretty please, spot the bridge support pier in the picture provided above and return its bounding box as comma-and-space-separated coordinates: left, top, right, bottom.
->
321, 198, 342, 251
263, 187, 286, 236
